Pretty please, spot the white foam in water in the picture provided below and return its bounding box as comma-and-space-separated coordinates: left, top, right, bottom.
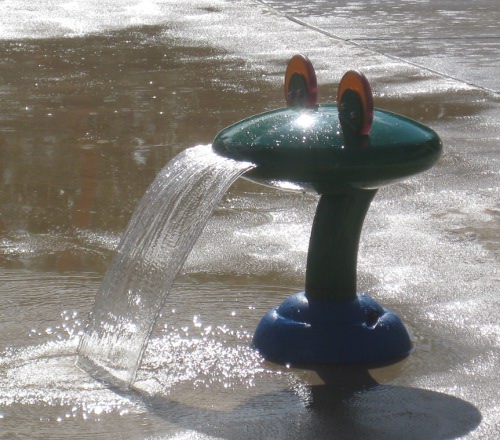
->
77, 145, 253, 386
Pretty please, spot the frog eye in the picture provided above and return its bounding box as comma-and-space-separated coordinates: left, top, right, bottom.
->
337, 70, 374, 136
285, 54, 318, 108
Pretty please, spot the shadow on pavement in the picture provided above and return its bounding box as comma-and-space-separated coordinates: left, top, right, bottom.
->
119, 365, 482, 440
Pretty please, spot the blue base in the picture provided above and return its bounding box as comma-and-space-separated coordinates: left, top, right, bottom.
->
253, 292, 412, 366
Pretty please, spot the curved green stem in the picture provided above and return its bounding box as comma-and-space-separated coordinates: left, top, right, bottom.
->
305, 189, 377, 301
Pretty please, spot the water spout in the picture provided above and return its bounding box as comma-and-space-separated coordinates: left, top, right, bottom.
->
77, 145, 253, 387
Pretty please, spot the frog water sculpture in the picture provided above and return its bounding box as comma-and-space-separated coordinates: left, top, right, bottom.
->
213, 54, 442, 365
78, 55, 442, 385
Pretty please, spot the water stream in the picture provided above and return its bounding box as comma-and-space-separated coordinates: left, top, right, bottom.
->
77, 145, 254, 386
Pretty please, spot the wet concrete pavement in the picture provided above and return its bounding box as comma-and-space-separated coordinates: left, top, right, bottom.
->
0, 1, 498, 439
261, 0, 500, 93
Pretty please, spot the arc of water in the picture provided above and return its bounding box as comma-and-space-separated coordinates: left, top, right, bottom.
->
77, 145, 254, 387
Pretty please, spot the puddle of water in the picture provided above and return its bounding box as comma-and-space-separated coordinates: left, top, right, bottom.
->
0, 1, 498, 438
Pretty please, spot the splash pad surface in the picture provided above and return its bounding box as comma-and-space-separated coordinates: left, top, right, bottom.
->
0, 0, 498, 438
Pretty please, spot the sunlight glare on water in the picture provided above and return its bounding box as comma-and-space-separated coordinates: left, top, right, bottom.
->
0, 0, 498, 438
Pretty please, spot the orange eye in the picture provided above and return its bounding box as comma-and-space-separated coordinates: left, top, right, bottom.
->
284, 54, 318, 108
337, 70, 374, 135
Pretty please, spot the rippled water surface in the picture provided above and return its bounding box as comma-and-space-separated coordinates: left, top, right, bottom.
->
0, 1, 498, 439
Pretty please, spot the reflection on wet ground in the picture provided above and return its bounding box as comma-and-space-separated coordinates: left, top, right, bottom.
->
0, 1, 499, 439
0, 26, 276, 273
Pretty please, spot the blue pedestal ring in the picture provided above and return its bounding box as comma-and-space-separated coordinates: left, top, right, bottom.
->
253, 292, 412, 366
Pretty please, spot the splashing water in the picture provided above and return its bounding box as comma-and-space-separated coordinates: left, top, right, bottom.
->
77, 145, 254, 387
